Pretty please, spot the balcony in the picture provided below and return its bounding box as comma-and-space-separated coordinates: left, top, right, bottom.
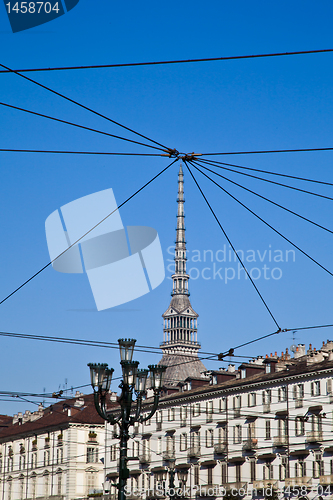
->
188, 445, 201, 458
295, 398, 303, 409
285, 477, 312, 487
146, 489, 166, 499
273, 436, 288, 447
306, 431, 323, 443
253, 480, 278, 491
225, 483, 248, 491
162, 450, 175, 461
138, 453, 151, 464
263, 404, 271, 414
214, 441, 227, 454
195, 484, 220, 497
242, 438, 258, 452
319, 475, 333, 486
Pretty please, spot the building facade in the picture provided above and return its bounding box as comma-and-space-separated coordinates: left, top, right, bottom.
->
0, 393, 106, 500
104, 164, 333, 500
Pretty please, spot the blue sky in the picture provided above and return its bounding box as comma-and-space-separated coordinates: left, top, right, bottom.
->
1, 0, 333, 415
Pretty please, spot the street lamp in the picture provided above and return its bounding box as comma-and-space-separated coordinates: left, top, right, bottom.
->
88, 339, 166, 500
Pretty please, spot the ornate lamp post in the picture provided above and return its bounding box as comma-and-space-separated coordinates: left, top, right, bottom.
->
88, 338, 166, 500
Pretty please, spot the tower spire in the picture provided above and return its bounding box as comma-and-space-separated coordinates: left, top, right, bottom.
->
158, 162, 207, 386
172, 162, 189, 297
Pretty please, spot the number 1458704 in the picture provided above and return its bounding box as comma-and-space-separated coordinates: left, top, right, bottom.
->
6, 2, 60, 14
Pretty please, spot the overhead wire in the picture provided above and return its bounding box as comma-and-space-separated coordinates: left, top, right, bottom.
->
0, 101, 164, 152
0, 148, 162, 157
1, 48, 333, 74
0, 62, 168, 151
184, 161, 280, 330
193, 160, 333, 236
190, 161, 333, 279
198, 159, 333, 202
0, 158, 177, 307
201, 146, 333, 156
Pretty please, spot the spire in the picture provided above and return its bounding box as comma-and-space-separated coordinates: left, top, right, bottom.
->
158, 162, 207, 387
172, 162, 189, 297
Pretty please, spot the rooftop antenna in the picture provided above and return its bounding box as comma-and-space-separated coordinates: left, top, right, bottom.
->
290, 331, 298, 354
42, 387, 46, 408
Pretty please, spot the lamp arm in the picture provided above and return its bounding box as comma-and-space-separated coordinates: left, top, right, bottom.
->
130, 393, 143, 425
93, 391, 109, 421
99, 393, 122, 425
138, 391, 160, 423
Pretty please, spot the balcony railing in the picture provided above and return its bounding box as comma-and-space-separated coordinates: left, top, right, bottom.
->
138, 453, 151, 464
195, 484, 220, 497
273, 435, 288, 447
214, 441, 227, 454
319, 475, 333, 486
263, 404, 271, 413
225, 482, 248, 491
162, 450, 175, 461
233, 408, 241, 418
253, 480, 278, 490
242, 438, 258, 451
285, 477, 312, 487
146, 489, 166, 498
306, 431, 323, 443
295, 398, 303, 409
188, 445, 201, 458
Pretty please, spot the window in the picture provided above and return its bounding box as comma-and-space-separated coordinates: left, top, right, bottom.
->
263, 463, 273, 480
327, 378, 332, 395
207, 466, 213, 485
311, 381, 321, 396
250, 459, 256, 482
32, 474, 37, 500
156, 410, 163, 423
218, 425, 227, 443
87, 447, 98, 463
295, 460, 306, 478
19, 476, 24, 500
265, 420, 271, 440
132, 441, 139, 457
278, 386, 287, 402
205, 429, 214, 447
262, 389, 271, 405
86, 471, 96, 495
194, 465, 199, 485
19, 454, 26, 470
193, 403, 200, 417
295, 416, 305, 436
166, 435, 175, 455
180, 433, 187, 451
57, 472, 62, 496
190, 430, 200, 450
221, 462, 227, 484
248, 421, 256, 439
233, 396, 241, 417
57, 447, 63, 464
180, 406, 187, 426
44, 450, 50, 467
44, 473, 49, 497
31, 453, 37, 469
219, 398, 227, 412
236, 464, 241, 483
110, 444, 118, 461
248, 393, 256, 407
168, 408, 175, 421
233, 425, 242, 444
206, 401, 213, 423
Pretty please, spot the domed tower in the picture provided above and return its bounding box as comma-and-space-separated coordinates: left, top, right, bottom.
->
158, 163, 207, 386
